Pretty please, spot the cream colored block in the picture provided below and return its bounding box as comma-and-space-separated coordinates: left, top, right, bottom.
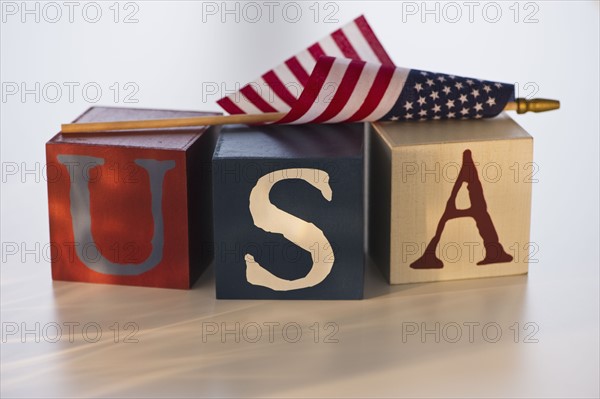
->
368, 113, 533, 284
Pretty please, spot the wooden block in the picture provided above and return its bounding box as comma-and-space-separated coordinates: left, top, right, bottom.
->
368, 113, 533, 284
46, 107, 219, 289
212, 123, 365, 299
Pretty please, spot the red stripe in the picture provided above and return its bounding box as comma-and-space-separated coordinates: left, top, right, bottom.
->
312, 61, 365, 123
240, 85, 278, 113
285, 57, 310, 86
277, 57, 336, 124
347, 64, 395, 122
354, 15, 394, 66
217, 96, 245, 115
262, 70, 297, 107
308, 43, 326, 61
331, 29, 361, 60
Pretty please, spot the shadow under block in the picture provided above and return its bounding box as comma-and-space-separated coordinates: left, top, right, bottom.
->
46, 107, 219, 289
368, 113, 533, 284
212, 123, 365, 299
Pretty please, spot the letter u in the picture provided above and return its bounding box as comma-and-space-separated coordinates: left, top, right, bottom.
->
57, 155, 175, 275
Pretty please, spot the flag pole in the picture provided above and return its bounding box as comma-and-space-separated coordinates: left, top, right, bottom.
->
60, 98, 559, 134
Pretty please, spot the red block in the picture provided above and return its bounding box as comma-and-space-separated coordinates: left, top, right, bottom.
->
46, 107, 218, 289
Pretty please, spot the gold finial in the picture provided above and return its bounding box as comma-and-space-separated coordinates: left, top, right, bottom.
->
513, 98, 560, 114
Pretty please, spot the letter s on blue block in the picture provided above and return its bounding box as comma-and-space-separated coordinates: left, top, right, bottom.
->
57, 155, 175, 276
245, 168, 335, 291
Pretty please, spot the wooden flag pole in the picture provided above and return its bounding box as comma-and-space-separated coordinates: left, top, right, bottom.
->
60, 98, 559, 134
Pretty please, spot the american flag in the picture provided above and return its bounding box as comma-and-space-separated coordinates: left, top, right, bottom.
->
217, 16, 514, 124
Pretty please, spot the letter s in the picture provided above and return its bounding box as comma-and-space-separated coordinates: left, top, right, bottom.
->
245, 168, 334, 291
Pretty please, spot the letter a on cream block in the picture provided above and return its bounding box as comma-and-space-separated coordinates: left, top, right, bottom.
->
46, 107, 218, 289
368, 113, 533, 284
212, 123, 364, 299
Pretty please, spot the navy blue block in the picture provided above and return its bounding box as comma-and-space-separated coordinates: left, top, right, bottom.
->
212, 123, 364, 299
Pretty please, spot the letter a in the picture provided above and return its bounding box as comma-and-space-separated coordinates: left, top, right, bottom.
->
410, 149, 513, 269
58, 155, 175, 275
245, 168, 335, 291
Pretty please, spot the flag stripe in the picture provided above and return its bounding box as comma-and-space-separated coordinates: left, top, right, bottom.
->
346, 65, 396, 121
364, 67, 410, 120
342, 22, 381, 64
324, 63, 380, 123
261, 71, 297, 107
312, 61, 365, 123
217, 15, 399, 118
240, 85, 278, 113
331, 29, 361, 60
308, 43, 326, 61
354, 15, 394, 65
318, 35, 346, 59
285, 57, 310, 86
273, 64, 304, 94
276, 57, 337, 124
295, 50, 317, 75
254, 77, 291, 112
232, 92, 263, 114
217, 96, 245, 115
284, 58, 353, 125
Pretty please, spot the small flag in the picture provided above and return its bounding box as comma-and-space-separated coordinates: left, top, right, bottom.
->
217, 16, 514, 124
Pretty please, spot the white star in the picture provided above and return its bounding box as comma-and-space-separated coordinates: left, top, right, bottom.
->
414, 83, 423, 92
429, 91, 439, 100
442, 86, 452, 95
475, 114, 483, 119
483, 84, 492, 93
403, 101, 413, 111
474, 102, 483, 112
446, 99, 455, 109
404, 113, 413, 120
449, 75, 456, 79
390, 115, 400, 121
417, 96, 427, 106
432, 104, 442, 113
458, 94, 468, 104
454, 82, 463, 90
494, 82, 503, 88
419, 118, 427, 122
486, 97, 496, 107
418, 109, 428, 117
437, 76, 446, 82
460, 107, 470, 116
471, 89, 480, 98
433, 115, 441, 120
426, 78, 435, 86
466, 79, 474, 85
448, 112, 456, 118
420, 71, 428, 76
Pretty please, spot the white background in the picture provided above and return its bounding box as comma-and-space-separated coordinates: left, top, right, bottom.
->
1, 1, 599, 398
